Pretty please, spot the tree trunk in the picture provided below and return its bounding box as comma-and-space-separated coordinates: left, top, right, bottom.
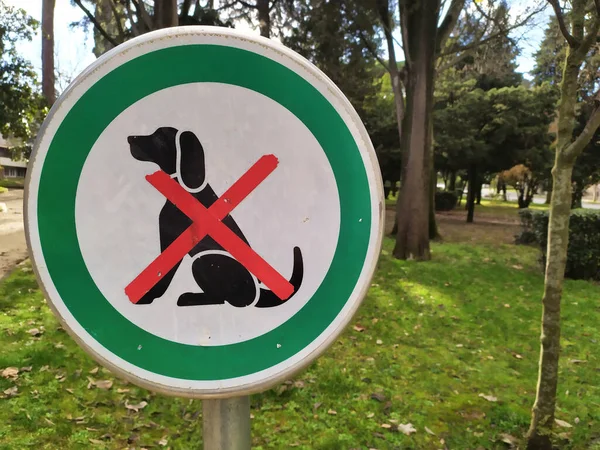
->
545, 183, 552, 204
376, 0, 404, 164
466, 164, 476, 223
593, 185, 598, 203
429, 166, 439, 240
476, 179, 482, 205
571, 183, 583, 209
42, 0, 56, 105
257, 0, 270, 38
526, 162, 573, 450
393, 0, 439, 260
448, 170, 456, 192
154, 0, 178, 28
527, 5, 600, 443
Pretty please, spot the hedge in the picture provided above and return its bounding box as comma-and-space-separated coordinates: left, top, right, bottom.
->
435, 191, 458, 211
517, 208, 600, 281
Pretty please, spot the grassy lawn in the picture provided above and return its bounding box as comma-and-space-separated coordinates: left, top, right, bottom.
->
1, 233, 599, 448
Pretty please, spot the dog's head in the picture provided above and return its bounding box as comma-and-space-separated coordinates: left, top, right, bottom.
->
128, 127, 206, 189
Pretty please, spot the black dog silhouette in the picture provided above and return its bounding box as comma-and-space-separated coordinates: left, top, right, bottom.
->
128, 127, 303, 307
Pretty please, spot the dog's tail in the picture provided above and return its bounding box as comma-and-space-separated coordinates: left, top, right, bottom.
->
255, 246, 303, 308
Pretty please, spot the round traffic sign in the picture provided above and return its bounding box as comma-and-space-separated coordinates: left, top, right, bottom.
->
25, 27, 384, 397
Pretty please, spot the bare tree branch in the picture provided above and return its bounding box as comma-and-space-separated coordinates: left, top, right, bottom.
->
438, 4, 544, 59
398, 0, 412, 68
124, 0, 141, 36
131, 0, 153, 31
358, 30, 389, 72
236, 0, 257, 9
548, 0, 580, 47
566, 102, 600, 160
73, 0, 119, 47
436, 0, 465, 54
181, 0, 193, 18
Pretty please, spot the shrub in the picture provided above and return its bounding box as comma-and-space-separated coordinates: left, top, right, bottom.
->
517, 208, 600, 280
435, 190, 458, 211
0, 186, 6, 194
0, 178, 25, 189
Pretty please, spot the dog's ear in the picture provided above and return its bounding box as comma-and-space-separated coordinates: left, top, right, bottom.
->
177, 131, 206, 190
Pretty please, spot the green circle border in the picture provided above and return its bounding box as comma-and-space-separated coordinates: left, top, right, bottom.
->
37, 44, 372, 381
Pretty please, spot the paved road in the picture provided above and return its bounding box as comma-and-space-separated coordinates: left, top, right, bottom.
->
0, 189, 27, 280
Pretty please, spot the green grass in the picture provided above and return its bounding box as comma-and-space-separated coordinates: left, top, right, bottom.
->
0, 186, 7, 194
0, 178, 25, 189
0, 240, 598, 449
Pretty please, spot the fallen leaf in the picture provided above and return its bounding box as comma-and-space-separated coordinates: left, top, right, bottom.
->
1, 367, 19, 379
376, 339, 383, 345
89, 367, 99, 374
44, 418, 55, 426
117, 388, 130, 394
479, 393, 497, 402
3, 386, 17, 397
398, 423, 417, 435
380, 423, 392, 429
504, 304, 511, 308
89, 439, 104, 445
371, 393, 386, 402
512, 264, 523, 270
353, 324, 365, 332
20, 366, 32, 372
66, 388, 74, 394
313, 402, 322, 412
158, 436, 168, 446
27, 328, 42, 336
39, 365, 49, 372
569, 359, 587, 364
327, 409, 337, 415
499, 433, 518, 446
555, 419, 572, 428
455, 344, 464, 348
95, 380, 113, 390
461, 410, 486, 420
512, 353, 523, 359
425, 426, 435, 435
125, 401, 148, 412
54, 342, 65, 349
366, 412, 375, 418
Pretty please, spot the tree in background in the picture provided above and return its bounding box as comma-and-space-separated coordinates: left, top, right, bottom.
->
532, 13, 600, 209
72, 0, 232, 56
282, 0, 381, 121
42, 0, 56, 105
391, 0, 543, 259
526, 0, 600, 447
0, 3, 46, 159
434, 70, 556, 222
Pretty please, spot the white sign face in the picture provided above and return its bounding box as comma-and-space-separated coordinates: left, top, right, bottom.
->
76, 82, 341, 346
25, 27, 384, 397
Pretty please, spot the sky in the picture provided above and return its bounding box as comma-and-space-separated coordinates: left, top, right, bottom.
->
12, 0, 550, 91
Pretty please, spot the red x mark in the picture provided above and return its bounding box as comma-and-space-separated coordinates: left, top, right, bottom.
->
124, 154, 294, 304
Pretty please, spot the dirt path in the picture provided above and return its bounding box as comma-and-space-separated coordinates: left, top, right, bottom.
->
0, 189, 27, 280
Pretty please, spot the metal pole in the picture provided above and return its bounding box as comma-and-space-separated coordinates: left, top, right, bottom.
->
203, 396, 251, 450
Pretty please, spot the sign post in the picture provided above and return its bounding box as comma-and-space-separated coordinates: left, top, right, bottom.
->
203, 396, 251, 450
25, 27, 384, 447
